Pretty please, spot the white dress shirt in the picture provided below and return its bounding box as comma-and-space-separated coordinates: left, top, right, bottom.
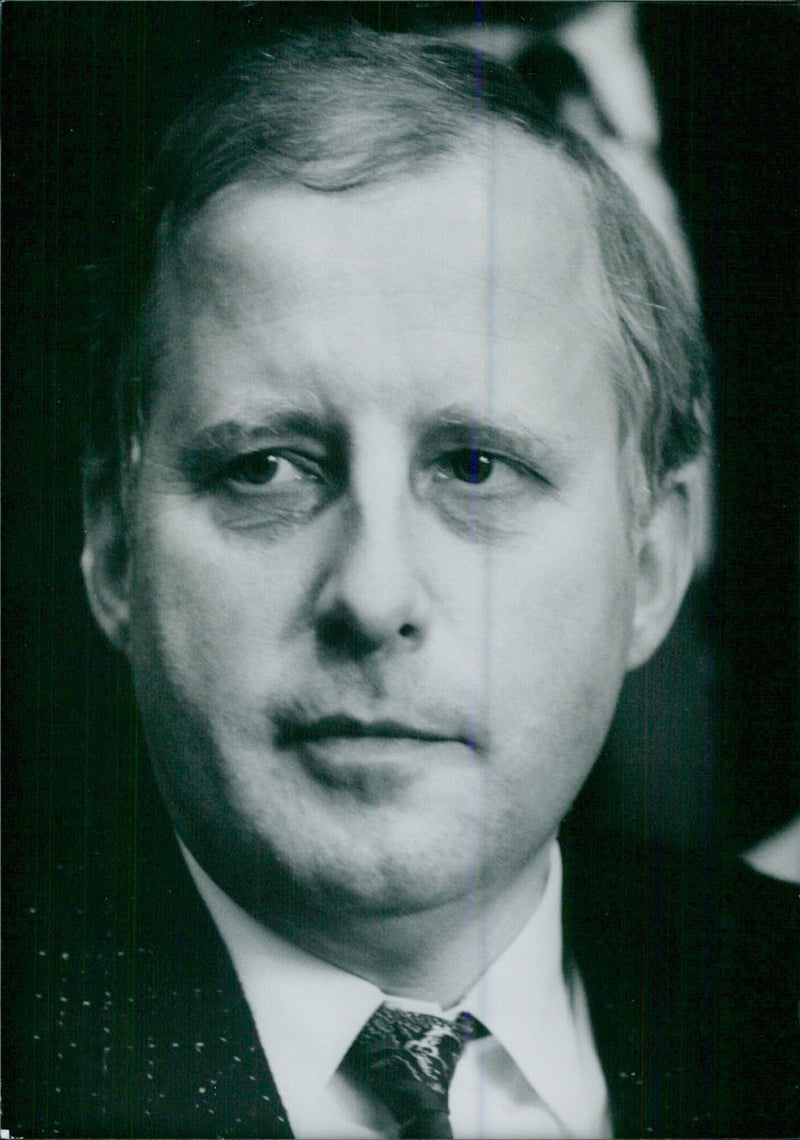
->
183, 841, 611, 1139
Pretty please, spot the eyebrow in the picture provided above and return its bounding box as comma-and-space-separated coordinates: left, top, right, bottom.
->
176, 405, 343, 471
420, 404, 575, 473
188, 411, 334, 447
174, 400, 575, 479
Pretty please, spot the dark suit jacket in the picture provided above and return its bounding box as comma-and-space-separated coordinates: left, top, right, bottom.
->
5, 789, 798, 1139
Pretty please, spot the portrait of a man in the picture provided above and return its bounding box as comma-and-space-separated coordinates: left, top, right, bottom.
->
3, 5, 798, 1138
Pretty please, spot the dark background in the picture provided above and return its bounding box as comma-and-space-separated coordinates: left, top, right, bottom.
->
3, 0, 798, 971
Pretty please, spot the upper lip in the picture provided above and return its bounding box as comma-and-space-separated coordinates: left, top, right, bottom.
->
276, 713, 464, 746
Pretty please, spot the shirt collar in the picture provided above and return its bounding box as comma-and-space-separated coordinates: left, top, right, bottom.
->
182, 839, 592, 1131
457, 841, 603, 1133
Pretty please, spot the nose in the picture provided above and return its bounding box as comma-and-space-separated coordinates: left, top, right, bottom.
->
313, 456, 430, 658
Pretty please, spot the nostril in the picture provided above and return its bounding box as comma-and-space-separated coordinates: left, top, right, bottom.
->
316, 609, 421, 659
317, 612, 376, 657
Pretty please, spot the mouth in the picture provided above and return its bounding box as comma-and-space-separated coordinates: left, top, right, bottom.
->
275, 713, 468, 748
273, 712, 476, 791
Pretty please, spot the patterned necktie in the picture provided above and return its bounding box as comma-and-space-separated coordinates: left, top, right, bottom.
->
345, 1004, 486, 1139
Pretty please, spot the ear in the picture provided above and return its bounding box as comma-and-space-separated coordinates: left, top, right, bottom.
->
81, 478, 133, 655
626, 463, 701, 672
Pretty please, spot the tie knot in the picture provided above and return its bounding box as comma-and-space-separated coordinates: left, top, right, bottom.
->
346, 1005, 486, 1139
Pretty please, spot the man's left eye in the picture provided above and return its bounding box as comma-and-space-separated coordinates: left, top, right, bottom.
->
433, 448, 526, 489
443, 448, 495, 485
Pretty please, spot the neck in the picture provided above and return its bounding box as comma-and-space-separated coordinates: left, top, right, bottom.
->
247, 843, 553, 1008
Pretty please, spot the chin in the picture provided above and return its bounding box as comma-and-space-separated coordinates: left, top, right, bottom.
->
192, 805, 491, 923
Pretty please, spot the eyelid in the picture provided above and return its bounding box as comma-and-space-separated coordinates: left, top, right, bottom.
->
224, 449, 318, 486
184, 439, 338, 487
430, 444, 553, 489
419, 421, 562, 473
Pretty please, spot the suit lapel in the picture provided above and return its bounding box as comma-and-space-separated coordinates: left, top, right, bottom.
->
560, 825, 719, 1138
133, 822, 295, 1138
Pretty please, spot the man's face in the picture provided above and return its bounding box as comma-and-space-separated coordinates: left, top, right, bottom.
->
127, 135, 638, 922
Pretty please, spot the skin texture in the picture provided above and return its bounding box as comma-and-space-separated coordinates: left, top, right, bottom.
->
85, 131, 693, 1001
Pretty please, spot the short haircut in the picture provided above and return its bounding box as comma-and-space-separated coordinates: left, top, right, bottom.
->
84, 25, 710, 521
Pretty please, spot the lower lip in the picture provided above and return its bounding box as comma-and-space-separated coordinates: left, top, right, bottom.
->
293, 735, 471, 784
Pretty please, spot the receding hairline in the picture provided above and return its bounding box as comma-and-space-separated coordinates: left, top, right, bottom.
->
151, 119, 620, 371
162, 115, 586, 252
147, 121, 629, 428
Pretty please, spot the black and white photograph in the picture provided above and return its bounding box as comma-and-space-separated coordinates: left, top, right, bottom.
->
3, 4, 798, 1137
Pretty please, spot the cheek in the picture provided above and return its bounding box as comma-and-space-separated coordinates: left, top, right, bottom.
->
483, 507, 636, 752
129, 502, 298, 710
127, 506, 306, 827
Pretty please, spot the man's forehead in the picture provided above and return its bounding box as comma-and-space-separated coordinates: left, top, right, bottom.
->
145, 125, 619, 450
164, 126, 607, 322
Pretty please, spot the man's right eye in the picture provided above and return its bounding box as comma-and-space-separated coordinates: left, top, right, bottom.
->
203, 447, 335, 533
223, 450, 317, 490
